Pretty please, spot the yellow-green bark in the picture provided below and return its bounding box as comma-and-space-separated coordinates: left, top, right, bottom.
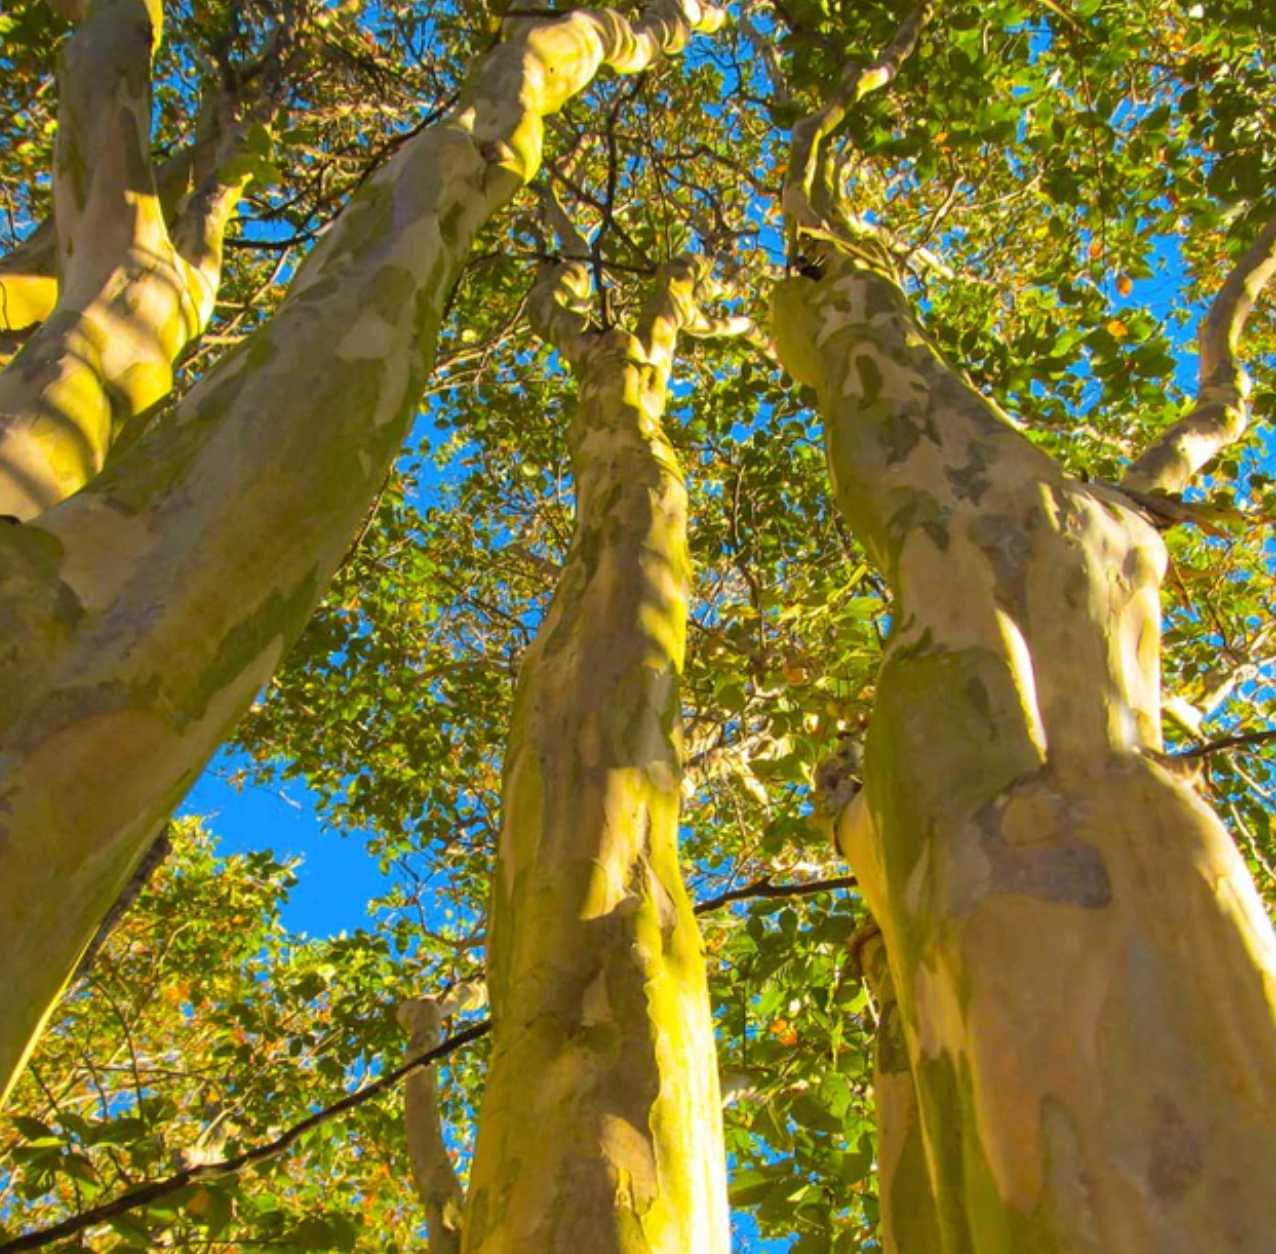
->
0, 220, 57, 345
858, 926, 940, 1254
461, 261, 729, 1254
0, 0, 251, 520
0, 0, 722, 1107
776, 251, 1276, 1253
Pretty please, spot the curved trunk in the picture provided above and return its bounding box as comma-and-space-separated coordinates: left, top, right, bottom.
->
462, 321, 728, 1254
0, 0, 721, 1106
774, 252, 1276, 1253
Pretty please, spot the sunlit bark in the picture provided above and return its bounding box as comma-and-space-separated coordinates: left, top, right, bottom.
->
775, 249, 1276, 1253
0, 0, 722, 1106
462, 259, 729, 1254
0, 0, 250, 520
857, 927, 940, 1254
400, 981, 486, 1254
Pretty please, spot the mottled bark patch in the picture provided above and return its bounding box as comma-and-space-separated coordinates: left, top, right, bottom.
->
969, 787, 1112, 910
1147, 1094, 1203, 1201
946, 441, 994, 504
970, 513, 1031, 613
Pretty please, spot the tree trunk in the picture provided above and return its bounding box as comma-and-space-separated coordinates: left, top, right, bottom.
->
0, 0, 721, 1107
461, 263, 729, 1254
773, 250, 1276, 1253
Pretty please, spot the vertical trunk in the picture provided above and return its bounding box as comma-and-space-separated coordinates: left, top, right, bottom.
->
858, 927, 940, 1254
774, 252, 1276, 1253
462, 279, 728, 1253
0, 1, 721, 1107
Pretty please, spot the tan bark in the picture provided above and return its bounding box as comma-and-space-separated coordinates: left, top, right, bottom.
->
774, 247, 1276, 1253
0, 0, 722, 1107
0, 0, 251, 520
461, 259, 729, 1254
1124, 210, 1276, 497
399, 982, 487, 1254
856, 925, 940, 1254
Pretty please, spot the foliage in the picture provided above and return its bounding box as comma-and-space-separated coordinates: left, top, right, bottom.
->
2, 0, 1275, 1250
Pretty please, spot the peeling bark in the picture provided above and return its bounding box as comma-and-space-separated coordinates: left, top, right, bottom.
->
0, 0, 722, 1106
775, 251, 1276, 1253
461, 260, 729, 1254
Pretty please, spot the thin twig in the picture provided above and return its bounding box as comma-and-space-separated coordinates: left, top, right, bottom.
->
0, 1025, 492, 1254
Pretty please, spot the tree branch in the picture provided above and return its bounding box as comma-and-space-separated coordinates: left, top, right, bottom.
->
693, 873, 859, 914
1124, 209, 1276, 496
0, 872, 858, 1253
0, 1022, 492, 1254
1173, 728, 1276, 762
782, 2, 934, 237
397, 981, 486, 1254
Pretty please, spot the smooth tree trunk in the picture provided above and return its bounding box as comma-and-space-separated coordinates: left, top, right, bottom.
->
0, 0, 721, 1107
773, 249, 1276, 1253
461, 260, 729, 1254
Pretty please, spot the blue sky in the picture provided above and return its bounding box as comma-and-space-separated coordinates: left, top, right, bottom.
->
181, 747, 393, 937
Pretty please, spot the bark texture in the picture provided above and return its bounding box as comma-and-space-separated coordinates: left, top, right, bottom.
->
774, 250, 1276, 1253
0, 0, 721, 1107
461, 260, 729, 1254
399, 982, 486, 1254
0, 220, 57, 346
0, 0, 249, 520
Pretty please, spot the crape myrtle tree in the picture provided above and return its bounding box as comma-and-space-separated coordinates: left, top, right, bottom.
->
2, 0, 1276, 1251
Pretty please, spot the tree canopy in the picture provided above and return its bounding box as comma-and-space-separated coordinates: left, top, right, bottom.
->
1, 0, 1275, 1251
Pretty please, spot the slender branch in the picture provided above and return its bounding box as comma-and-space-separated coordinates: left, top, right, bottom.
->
1174, 728, 1276, 762
693, 874, 859, 914
783, 2, 934, 235
398, 982, 485, 1254
0, 1024, 492, 1254
1124, 210, 1276, 495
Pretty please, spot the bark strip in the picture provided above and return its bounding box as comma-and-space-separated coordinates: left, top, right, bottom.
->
461, 258, 729, 1254
0, 0, 722, 1107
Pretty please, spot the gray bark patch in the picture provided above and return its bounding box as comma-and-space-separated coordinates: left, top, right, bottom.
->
1147, 1094, 1204, 1201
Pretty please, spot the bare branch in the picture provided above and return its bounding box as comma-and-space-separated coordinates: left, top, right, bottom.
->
693, 874, 859, 914
1125, 210, 1276, 496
